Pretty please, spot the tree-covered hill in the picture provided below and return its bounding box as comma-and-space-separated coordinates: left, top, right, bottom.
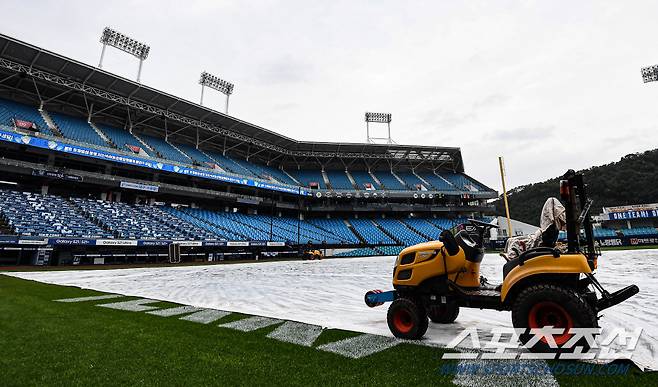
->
493, 149, 658, 225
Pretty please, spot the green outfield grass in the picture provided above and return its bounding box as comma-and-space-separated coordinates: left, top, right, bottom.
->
0, 275, 654, 386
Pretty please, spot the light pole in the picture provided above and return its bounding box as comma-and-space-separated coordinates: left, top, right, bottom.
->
98, 27, 150, 83
199, 71, 234, 114
365, 112, 394, 144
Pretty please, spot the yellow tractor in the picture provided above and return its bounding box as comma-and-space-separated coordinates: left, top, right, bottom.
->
303, 249, 324, 260
365, 170, 639, 352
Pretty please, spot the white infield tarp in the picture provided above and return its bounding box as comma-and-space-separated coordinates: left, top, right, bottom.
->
5, 250, 657, 370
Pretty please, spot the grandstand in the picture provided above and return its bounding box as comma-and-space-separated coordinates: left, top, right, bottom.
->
587, 203, 658, 247
0, 32, 497, 266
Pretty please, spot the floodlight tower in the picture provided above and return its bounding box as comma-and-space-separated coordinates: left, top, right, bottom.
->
641, 64, 658, 83
98, 27, 150, 83
199, 71, 234, 114
365, 112, 394, 144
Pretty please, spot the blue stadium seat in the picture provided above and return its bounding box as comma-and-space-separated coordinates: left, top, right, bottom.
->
71, 198, 208, 240
258, 164, 297, 185
426, 218, 460, 231
593, 228, 617, 238
418, 172, 457, 191
326, 170, 354, 190
396, 171, 427, 190
440, 172, 483, 192
620, 227, 657, 237
402, 218, 442, 240
0, 190, 111, 238
174, 143, 216, 165
49, 112, 109, 147
0, 187, 484, 253
374, 218, 427, 246
372, 171, 405, 190
138, 134, 191, 164
349, 170, 379, 190
204, 151, 257, 178
334, 247, 380, 257
307, 218, 359, 244
291, 170, 326, 189
377, 245, 405, 256
348, 219, 396, 244
0, 98, 53, 136
95, 123, 153, 156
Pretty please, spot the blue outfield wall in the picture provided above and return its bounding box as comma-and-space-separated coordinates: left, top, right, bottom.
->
0, 129, 309, 196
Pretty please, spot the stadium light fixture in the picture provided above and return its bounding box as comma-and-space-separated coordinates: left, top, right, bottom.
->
365, 112, 394, 144
98, 27, 150, 83
199, 71, 234, 114
641, 64, 658, 83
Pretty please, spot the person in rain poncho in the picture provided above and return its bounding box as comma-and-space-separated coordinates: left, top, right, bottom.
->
503, 197, 567, 261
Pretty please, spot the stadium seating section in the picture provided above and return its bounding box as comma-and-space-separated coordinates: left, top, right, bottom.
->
49, 112, 108, 147
0, 98, 53, 135
0, 189, 483, 248
349, 218, 396, 245
619, 227, 658, 237
396, 171, 426, 190
419, 172, 457, 191
372, 171, 405, 190
0, 190, 111, 238
349, 171, 378, 190
373, 219, 427, 246
326, 170, 354, 190
138, 134, 192, 164
0, 98, 489, 193
96, 123, 153, 156
593, 228, 617, 238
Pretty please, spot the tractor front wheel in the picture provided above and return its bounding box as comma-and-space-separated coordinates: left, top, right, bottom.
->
512, 283, 598, 353
387, 298, 428, 340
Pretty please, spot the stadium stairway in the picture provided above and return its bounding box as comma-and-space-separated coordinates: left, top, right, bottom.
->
48, 111, 109, 147
172, 208, 247, 240
225, 212, 282, 241
136, 205, 218, 240
343, 219, 367, 245
375, 219, 428, 246
88, 121, 113, 145
38, 109, 65, 138
371, 219, 403, 245
401, 218, 442, 240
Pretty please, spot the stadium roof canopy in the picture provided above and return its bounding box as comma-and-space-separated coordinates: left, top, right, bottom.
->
0, 33, 464, 171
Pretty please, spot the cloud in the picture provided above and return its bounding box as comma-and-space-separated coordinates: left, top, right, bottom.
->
487, 126, 555, 143
254, 56, 314, 85
473, 94, 510, 109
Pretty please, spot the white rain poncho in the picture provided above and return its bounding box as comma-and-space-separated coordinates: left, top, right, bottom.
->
503, 197, 566, 260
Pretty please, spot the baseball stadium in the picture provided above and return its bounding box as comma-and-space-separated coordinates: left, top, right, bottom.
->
1, 9, 657, 386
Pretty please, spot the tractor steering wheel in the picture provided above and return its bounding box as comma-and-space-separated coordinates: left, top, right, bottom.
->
467, 219, 499, 230
465, 219, 498, 245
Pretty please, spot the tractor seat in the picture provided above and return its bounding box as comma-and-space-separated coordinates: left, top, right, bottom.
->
502, 257, 521, 279
455, 230, 484, 263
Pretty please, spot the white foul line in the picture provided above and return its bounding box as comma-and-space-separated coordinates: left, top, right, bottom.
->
54, 294, 123, 303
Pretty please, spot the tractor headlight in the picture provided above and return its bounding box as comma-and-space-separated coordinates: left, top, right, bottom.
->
415, 250, 436, 262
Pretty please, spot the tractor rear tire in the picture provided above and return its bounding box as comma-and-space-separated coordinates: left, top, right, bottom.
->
428, 301, 460, 323
387, 298, 428, 340
512, 283, 598, 353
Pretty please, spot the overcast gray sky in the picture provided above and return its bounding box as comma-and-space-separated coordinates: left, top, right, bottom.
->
2, 0, 657, 191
